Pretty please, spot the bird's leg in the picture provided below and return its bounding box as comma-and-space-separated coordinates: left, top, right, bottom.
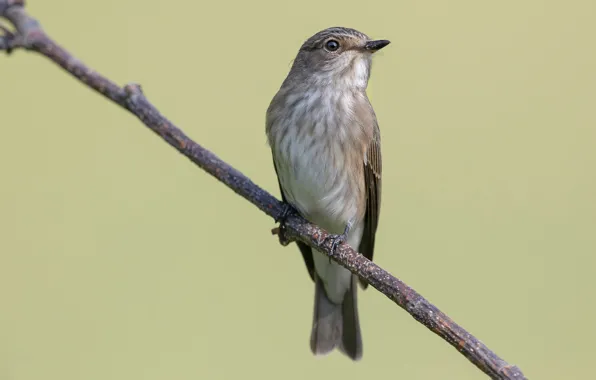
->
275, 202, 299, 246
318, 219, 353, 255
0, 24, 16, 54
275, 202, 298, 224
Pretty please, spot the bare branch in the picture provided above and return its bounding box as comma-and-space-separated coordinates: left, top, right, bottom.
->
0, 1, 526, 379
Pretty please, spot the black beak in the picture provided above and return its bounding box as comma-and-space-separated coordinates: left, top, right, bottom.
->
364, 39, 391, 52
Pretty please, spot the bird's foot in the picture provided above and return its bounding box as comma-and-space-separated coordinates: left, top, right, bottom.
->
317, 221, 353, 255
274, 202, 299, 246
275, 202, 298, 224
0, 24, 16, 54
319, 233, 347, 255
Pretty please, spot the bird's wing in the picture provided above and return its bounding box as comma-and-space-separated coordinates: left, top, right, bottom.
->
273, 158, 315, 282
358, 122, 382, 289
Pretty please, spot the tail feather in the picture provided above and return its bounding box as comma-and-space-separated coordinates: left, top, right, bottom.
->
340, 275, 362, 359
310, 273, 362, 360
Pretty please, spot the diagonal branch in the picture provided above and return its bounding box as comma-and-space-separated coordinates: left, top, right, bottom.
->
0, 1, 526, 379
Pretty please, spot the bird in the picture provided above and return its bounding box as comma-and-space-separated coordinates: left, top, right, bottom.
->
266, 26, 388, 360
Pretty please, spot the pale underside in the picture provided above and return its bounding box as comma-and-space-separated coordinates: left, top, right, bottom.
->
272, 88, 368, 304
268, 50, 378, 305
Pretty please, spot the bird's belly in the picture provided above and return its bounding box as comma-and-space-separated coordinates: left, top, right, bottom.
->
276, 144, 361, 303
273, 132, 365, 303
275, 147, 357, 235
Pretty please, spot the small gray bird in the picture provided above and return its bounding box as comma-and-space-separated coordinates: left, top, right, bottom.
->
266, 27, 388, 360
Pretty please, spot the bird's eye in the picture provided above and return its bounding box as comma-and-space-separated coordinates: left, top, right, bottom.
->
325, 39, 340, 52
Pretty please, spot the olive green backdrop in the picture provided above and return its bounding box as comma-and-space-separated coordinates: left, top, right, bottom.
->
1, 1, 594, 379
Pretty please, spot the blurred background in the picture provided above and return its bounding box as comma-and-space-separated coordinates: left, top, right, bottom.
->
1, 1, 595, 379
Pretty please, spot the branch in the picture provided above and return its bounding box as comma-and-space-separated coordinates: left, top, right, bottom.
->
0, 2, 526, 379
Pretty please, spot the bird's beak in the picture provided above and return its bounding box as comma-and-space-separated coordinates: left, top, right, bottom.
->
364, 39, 391, 52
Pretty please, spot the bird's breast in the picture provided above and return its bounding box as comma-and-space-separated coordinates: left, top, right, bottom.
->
270, 95, 366, 233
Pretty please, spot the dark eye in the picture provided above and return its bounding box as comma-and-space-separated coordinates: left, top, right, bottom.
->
325, 39, 340, 52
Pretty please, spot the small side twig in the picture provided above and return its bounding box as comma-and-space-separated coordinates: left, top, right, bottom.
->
0, 1, 526, 379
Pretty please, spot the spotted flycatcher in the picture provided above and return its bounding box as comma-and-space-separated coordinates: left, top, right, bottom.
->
266, 27, 388, 360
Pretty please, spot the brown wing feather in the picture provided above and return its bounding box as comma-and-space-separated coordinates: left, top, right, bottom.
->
358, 122, 382, 289
273, 159, 315, 282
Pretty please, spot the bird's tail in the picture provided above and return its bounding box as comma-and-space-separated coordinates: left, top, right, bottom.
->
310, 273, 362, 360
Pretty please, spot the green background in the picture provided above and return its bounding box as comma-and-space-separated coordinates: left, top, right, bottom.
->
1, 1, 595, 379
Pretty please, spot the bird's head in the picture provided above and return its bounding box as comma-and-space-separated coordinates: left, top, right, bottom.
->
290, 27, 390, 89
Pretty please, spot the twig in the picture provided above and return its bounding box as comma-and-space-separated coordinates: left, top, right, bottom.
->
0, 1, 526, 378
